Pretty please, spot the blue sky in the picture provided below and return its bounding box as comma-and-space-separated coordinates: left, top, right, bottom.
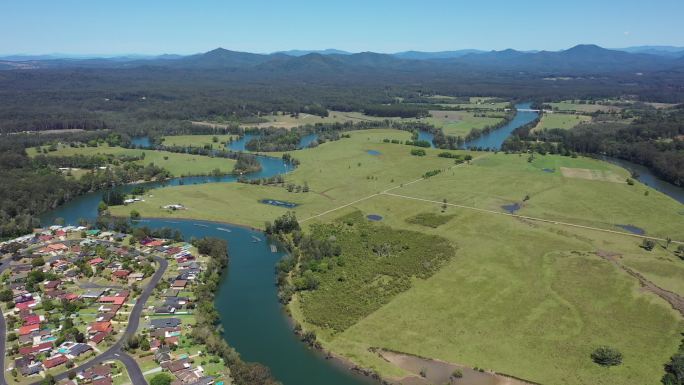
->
1, 0, 683, 55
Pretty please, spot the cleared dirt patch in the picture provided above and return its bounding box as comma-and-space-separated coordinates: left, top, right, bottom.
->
378, 350, 535, 385
560, 167, 624, 183
429, 110, 465, 122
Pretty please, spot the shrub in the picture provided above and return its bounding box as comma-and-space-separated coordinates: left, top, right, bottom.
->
411, 149, 426, 156
591, 346, 623, 366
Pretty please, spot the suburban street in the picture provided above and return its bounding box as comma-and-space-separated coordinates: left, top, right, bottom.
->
0, 255, 171, 385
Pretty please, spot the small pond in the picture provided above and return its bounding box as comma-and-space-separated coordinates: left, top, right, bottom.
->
367, 150, 381, 156
542, 168, 555, 173
417, 131, 435, 148
616, 224, 646, 235
501, 203, 522, 214
260, 199, 298, 208
131, 136, 152, 148
366, 214, 383, 221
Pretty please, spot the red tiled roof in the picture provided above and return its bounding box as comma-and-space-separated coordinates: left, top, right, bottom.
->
19, 341, 53, 355
23, 315, 41, 326
98, 296, 126, 305
112, 270, 130, 278
89, 321, 112, 333
16, 300, 36, 310
19, 324, 40, 335
88, 257, 105, 265
90, 332, 107, 344
43, 355, 67, 369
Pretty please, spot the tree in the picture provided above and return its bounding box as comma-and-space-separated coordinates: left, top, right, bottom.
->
642, 239, 656, 251
150, 373, 173, 385
0, 288, 12, 302
32, 256, 45, 268
591, 346, 623, 366
41, 374, 56, 385
130, 210, 141, 220
140, 337, 151, 351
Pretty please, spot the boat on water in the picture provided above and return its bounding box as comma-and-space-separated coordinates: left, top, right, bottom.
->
217, 227, 232, 232
251, 235, 262, 242
194, 223, 209, 228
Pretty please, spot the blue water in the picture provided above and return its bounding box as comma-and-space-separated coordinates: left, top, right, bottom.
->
616, 224, 646, 235
260, 199, 298, 208
417, 131, 435, 148
366, 214, 383, 221
131, 136, 152, 149
298, 133, 319, 149
39, 155, 294, 225
367, 150, 381, 156
542, 168, 555, 173
228, 134, 258, 152
228, 133, 319, 151
501, 203, 522, 214
600, 156, 684, 205
37, 152, 373, 385
463, 103, 539, 150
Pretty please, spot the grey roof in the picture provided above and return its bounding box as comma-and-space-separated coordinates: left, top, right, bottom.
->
69, 343, 92, 356
149, 317, 181, 329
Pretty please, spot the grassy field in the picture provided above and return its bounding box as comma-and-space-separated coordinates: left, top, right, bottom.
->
533, 112, 591, 131
549, 101, 623, 113
424, 110, 506, 137
314, 195, 683, 385
161, 134, 237, 148
434, 97, 511, 111
28, 143, 236, 177
240, 111, 394, 129
112, 129, 466, 226
109, 128, 684, 385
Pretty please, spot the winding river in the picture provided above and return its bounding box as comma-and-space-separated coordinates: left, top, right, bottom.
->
39, 110, 683, 385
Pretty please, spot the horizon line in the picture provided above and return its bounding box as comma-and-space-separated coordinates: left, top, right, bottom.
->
1, 43, 684, 58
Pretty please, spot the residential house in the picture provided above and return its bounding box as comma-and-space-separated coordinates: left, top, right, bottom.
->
149, 318, 181, 329
43, 355, 68, 369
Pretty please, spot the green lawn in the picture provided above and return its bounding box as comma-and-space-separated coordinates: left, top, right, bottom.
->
533, 112, 591, 131
424, 110, 506, 137
28, 143, 236, 177
161, 134, 237, 148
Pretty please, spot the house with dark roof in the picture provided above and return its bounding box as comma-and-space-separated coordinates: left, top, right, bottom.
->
149, 318, 181, 329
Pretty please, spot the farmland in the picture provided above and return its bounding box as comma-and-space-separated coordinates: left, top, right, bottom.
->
532, 112, 592, 131
107, 129, 684, 385
160, 134, 237, 148
425, 110, 506, 137
28, 143, 236, 177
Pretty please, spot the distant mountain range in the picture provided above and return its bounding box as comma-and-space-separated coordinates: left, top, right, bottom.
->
2, 44, 683, 75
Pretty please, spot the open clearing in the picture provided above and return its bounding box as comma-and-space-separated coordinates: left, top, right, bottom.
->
160, 134, 237, 148
425, 110, 506, 137
548, 101, 623, 113
28, 143, 236, 176
110, 128, 684, 385
240, 111, 394, 129
533, 112, 591, 131
560, 166, 625, 183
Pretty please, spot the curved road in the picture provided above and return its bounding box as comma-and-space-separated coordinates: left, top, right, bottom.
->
0, 255, 167, 385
